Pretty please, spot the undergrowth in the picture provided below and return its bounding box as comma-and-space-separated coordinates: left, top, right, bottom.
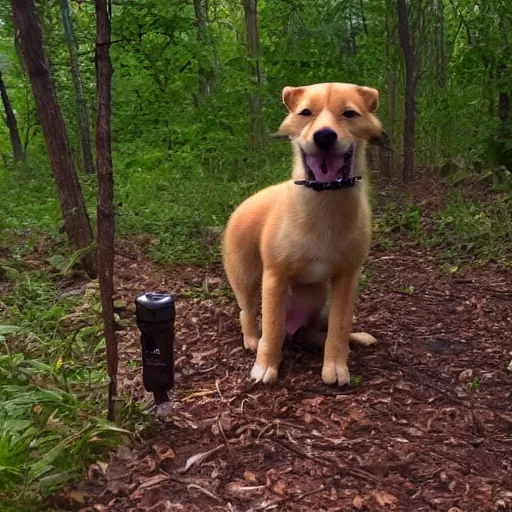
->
1, 142, 290, 265
0, 266, 132, 510
428, 195, 512, 266
2, 145, 511, 270
1, 145, 511, 509
373, 189, 512, 267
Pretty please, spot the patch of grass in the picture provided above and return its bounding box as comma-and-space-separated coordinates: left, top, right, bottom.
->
359, 271, 369, 290
182, 282, 235, 301
350, 374, 362, 386
372, 187, 512, 267
114, 143, 291, 264
0, 143, 291, 265
427, 195, 512, 266
373, 198, 423, 242
0, 267, 130, 509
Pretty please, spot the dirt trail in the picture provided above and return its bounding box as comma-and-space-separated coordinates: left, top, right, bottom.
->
69, 170, 512, 512
71, 230, 512, 512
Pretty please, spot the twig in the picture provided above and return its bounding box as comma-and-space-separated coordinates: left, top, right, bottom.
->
290, 484, 325, 503
215, 379, 226, 401
240, 398, 248, 415
275, 438, 378, 483
217, 416, 237, 461
187, 483, 222, 503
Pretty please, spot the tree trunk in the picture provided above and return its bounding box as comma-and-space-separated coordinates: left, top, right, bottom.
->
359, 0, 368, 36
384, 3, 396, 177
396, 0, 417, 181
348, 10, 357, 55
61, 0, 95, 174
193, 0, 213, 102
242, 0, 261, 149
95, 0, 117, 421
11, 0, 97, 278
0, 71, 25, 163
436, 0, 450, 160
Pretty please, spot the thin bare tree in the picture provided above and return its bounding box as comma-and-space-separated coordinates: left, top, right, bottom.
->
11, 0, 97, 277
95, 0, 117, 420
242, 0, 262, 148
61, 0, 95, 174
396, 0, 418, 180
0, 70, 25, 163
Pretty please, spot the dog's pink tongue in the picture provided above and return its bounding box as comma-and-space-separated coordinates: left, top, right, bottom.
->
305, 154, 344, 182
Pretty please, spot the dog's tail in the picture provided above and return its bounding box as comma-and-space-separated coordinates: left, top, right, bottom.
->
349, 332, 377, 346
293, 327, 377, 352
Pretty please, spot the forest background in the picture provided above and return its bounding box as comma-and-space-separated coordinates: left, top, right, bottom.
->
0, 0, 511, 510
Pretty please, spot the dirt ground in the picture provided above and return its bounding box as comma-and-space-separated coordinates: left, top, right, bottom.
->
74, 176, 512, 512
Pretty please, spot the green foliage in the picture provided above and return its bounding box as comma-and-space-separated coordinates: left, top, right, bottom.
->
470, 376, 480, 392
374, 198, 423, 239
0, 269, 130, 507
429, 196, 512, 265
0, 2, 509, 508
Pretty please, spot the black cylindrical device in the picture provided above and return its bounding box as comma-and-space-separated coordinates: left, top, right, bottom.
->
135, 292, 175, 405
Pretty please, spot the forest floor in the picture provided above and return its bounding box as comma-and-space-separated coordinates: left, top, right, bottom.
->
54, 171, 511, 512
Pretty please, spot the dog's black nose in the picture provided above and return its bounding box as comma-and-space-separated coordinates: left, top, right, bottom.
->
313, 128, 337, 151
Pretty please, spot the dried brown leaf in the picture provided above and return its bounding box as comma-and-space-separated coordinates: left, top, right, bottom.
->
137, 473, 170, 490
152, 443, 176, 462
371, 490, 398, 507
225, 481, 266, 496
271, 480, 287, 496
352, 494, 364, 509
244, 471, 258, 484
182, 444, 224, 472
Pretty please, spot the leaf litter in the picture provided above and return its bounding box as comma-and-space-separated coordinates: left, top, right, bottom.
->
71, 175, 512, 511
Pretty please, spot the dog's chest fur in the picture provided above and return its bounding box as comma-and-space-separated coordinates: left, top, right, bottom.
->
274, 186, 371, 282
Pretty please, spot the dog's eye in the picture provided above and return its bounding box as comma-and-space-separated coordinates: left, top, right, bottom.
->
298, 108, 313, 117
343, 110, 360, 119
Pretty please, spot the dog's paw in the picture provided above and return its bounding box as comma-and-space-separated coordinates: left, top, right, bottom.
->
243, 335, 259, 352
321, 360, 350, 387
250, 362, 278, 384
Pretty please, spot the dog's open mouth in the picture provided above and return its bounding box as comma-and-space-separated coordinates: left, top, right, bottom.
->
301, 145, 355, 183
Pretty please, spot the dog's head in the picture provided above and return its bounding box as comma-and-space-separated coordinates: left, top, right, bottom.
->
278, 82, 386, 183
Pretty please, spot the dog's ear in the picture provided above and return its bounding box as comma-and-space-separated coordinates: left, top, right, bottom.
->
359, 86, 379, 113
282, 86, 305, 112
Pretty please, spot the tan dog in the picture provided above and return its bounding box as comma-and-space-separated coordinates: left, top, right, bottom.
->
222, 82, 384, 386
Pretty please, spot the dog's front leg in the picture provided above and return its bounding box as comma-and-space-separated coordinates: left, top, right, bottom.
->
250, 268, 288, 384
322, 271, 360, 386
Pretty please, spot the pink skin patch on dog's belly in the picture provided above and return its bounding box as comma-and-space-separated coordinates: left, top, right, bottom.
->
285, 296, 316, 335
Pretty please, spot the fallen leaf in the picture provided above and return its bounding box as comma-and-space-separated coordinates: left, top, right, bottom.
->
135, 454, 158, 474
271, 480, 287, 496
152, 443, 176, 462
371, 490, 398, 507
182, 390, 215, 401
67, 490, 86, 504
352, 495, 364, 509
225, 481, 266, 496
244, 471, 258, 484
137, 473, 170, 490
182, 444, 224, 472
304, 413, 314, 424
97, 461, 108, 474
